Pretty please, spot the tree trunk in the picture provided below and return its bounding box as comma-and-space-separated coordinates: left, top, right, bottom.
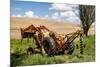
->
84, 30, 88, 36
83, 27, 89, 36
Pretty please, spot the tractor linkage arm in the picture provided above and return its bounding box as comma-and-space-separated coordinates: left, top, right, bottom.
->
64, 30, 83, 45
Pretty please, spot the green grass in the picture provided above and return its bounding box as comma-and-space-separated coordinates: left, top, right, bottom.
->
10, 35, 95, 66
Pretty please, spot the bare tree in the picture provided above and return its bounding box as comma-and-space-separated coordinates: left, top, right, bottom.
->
79, 5, 95, 36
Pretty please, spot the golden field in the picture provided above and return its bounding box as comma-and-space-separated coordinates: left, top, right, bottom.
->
10, 17, 95, 39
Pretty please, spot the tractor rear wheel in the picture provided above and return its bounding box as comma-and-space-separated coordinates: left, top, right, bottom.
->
42, 37, 56, 56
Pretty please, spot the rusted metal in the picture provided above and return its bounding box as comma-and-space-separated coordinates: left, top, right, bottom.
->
21, 25, 84, 56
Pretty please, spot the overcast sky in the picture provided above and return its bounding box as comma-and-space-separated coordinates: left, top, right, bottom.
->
11, 0, 81, 23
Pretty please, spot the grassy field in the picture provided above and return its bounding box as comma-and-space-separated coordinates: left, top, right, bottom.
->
10, 35, 95, 66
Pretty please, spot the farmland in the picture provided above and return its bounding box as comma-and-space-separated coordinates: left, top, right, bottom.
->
10, 17, 95, 66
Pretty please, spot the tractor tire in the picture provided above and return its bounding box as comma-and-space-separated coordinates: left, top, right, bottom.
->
42, 37, 56, 56
65, 43, 75, 55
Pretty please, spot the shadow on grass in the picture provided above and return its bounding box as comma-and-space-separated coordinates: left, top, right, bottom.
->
10, 49, 42, 67
10, 53, 27, 67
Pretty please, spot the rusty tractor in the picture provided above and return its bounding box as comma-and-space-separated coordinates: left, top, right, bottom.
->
20, 25, 84, 56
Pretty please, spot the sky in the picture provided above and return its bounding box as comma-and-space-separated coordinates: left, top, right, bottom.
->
11, 0, 81, 23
